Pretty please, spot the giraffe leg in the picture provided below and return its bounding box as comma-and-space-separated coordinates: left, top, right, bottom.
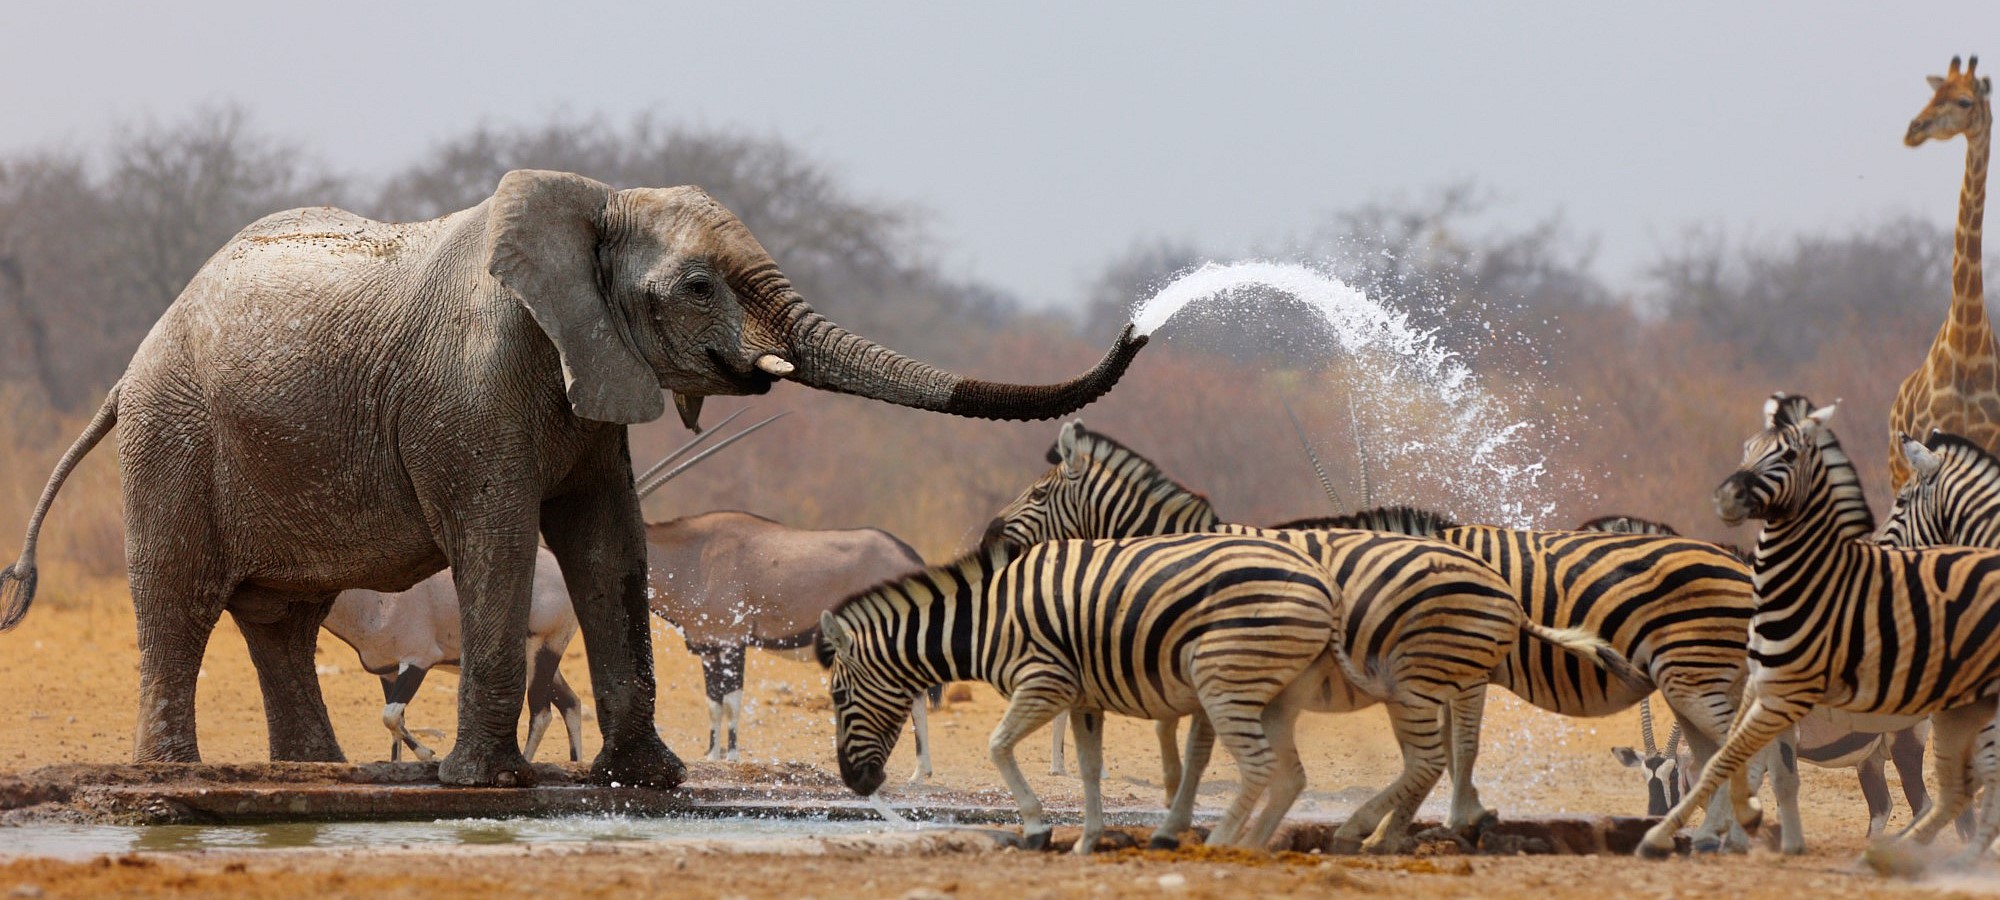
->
1638, 697, 1807, 858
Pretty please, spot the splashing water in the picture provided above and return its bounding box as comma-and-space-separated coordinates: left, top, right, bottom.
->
1130, 261, 1565, 526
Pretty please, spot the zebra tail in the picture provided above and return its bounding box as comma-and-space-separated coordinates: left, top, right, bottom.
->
1519, 621, 1651, 693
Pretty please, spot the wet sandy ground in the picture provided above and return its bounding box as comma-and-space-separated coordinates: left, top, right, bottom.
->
0, 603, 1989, 897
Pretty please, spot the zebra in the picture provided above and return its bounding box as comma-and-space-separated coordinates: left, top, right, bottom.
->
992, 420, 1775, 852
816, 532, 1344, 853
1584, 512, 1937, 838
988, 421, 1650, 853
1638, 394, 2000, 860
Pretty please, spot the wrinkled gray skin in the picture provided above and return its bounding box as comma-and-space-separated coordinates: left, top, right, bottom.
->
0, 168, 1146, 788
324, 545, 583, 764
644, 511, 931, 775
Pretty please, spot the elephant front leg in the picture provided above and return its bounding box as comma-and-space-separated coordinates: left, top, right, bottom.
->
542, 468, 684, 790
435, 529, 538, 788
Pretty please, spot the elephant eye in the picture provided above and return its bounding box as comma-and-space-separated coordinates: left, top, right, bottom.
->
682, 274, 715, 300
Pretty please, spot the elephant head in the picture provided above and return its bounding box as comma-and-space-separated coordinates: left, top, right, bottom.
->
486, 169, 1147, 429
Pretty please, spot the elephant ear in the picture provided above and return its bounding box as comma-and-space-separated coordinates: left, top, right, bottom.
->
487, 169, 666, 425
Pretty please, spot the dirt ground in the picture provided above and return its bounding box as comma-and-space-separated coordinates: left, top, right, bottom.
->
0, 603, 1989, 897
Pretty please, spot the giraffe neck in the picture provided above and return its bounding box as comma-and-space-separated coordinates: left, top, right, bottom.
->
1946, 104, 1991, 355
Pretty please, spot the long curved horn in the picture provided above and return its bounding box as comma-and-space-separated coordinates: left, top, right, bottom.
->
1638, 697, 1658, 756
633, 407, 751, 488
1664, 722, 1682, 758
637, 411, 790, 499
1349, 403, 1374, 508
1283, 397, 1343, 511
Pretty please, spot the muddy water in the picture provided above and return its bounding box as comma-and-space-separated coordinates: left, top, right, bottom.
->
0, 815, 903, 860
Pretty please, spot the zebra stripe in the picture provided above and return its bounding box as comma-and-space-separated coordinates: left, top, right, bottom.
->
817, 533, 1340, 852
1640, 394, 2000, 860
989, 421, 1649, 851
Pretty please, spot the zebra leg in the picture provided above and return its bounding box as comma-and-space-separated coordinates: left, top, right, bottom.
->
1150, 712, 1214, 850
1200, 697, 1280, 849
382, 664, 434, 762
1070, 709, 1108, 855
1156, 717, 1183, 803
1242, 679, 1311, 849
1442, 685, 1494, 831
1911, 704, 1985, 845
1048, 710, 1068, 776
1963, 714, 2000, 862
1667, 687, 1758, 852
1334, 698, 1448, 855
988, 684, 1071, 850
907, 695, 933, 785
1638, 697, 1804, 858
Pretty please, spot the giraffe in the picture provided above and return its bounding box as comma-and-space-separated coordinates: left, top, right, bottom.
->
1890, 55, 2000, 490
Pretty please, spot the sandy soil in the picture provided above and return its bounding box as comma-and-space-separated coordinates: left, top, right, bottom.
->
0, 603, 1982, 897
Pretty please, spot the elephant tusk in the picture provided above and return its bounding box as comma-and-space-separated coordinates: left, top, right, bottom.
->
674, 393, 705, 433
755, 354, 795, 377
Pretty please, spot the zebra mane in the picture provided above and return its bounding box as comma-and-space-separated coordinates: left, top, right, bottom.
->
1053, 426, 1217, 518
1921, 430, 2000, 467
1800, 412, 1877, 538
1576, 514, 1681, 536
1268, 505, 1459, 537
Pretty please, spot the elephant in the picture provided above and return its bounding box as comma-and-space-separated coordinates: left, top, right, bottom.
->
0, 168, 1146, 788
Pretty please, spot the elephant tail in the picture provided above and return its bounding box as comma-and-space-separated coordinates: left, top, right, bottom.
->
1, 381, 120, 632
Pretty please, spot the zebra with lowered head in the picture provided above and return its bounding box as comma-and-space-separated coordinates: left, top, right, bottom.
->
1638, 394, 2000, 860
998, 421, 1777, 852
990, 421, 1651, 853
817, 532, 1343, 854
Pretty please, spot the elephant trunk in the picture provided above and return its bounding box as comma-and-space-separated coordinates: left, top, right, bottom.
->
764, 293, 1148, 422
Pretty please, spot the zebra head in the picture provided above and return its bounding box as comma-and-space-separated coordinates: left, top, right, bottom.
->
986, 420, 1214, 550
1715, 394, 1836, 527
816, 609, 920, 797
1880, 431, 1998, 547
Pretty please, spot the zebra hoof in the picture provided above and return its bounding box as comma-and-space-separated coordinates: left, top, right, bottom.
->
1023, 829, 1053, 852
1148, 835, 1180, 851
1635, 839, 1676, 860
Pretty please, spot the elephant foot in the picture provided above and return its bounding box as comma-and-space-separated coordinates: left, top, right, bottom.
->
589, 735, 687, 790
439, 747, 535, 788
270, 732, 347, 764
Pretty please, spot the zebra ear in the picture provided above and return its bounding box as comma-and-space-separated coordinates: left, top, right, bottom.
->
1905, 437, 1943, 480
1805, 402, 1837, 428
1058, 420, 1086, 476
820, 612, 852, 656
1762, 395, 1783, 429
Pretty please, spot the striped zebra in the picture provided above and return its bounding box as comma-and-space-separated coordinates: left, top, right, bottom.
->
989, 422, 1650, 852
816, 533, 1342, 853
1585, 512, 1937, 838
1639, 394, 2000, 860
994, 421, 1776, 852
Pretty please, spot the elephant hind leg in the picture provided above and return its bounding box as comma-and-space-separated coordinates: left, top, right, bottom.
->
130, 582, 227, 764
230, 590, 344, 762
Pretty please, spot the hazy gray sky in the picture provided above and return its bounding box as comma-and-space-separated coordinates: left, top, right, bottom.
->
5, 1, 1998, 310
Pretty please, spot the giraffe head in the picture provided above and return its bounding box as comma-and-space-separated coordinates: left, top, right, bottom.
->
1907, 55, 1992, 147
